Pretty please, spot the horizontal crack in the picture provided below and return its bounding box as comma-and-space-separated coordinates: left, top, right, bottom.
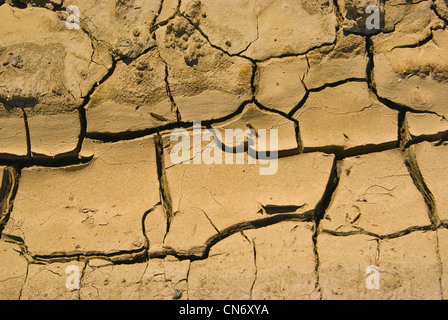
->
303, 141, 399, 160
86, 99, 252, 143
2, 232, 149, 265
260, 204, 306, 215
153, 210, 315, 261
321, 223, 437, 240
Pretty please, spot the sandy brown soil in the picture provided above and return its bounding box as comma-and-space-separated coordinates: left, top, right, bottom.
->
1, 0, 448, 300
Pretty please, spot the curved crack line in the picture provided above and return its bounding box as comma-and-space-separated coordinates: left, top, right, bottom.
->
403, 145, 440, 227
0, 166, 19, 236
157, 210, 315, 261
321, 223, 437, 240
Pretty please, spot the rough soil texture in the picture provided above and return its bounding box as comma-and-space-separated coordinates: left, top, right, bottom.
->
1, 0, 448, 300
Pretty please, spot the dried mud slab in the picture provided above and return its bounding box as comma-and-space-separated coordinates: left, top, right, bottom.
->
189, 221, 317, 300
293, 82, 398, 154
188, 232, 255, 300
304, 31, 368, 89
180, 0, 257, 55
0, 105, 27, 159
0, 166, 17, 231
80, 256, 189, 300
66, 0, 161, 59
337, 0, 384, 35
3, 137, 160, 258
436, 228, 448, 299
254, 56, 308, 115
318, 234, 380, 299
162, 129, 334, 256
319, 231, 442, 299
373, 0, 444, 53
144, 204, 169, 257
181, 0, 337, 60
378, 231, 441, 300
27, 111, 81, 159
211, 103, 299, 154
85, 49, 176, 135
322, 149, 431, 235
434, 0, 448, 22
242, 0, 337, 60
156, 0, 179, 25
21, 261, 85, 300
155, 15, 252, 122
0, 4, 111, 113
374, 29, 448, 117
245, 222, 318, 300
0, 240, 28, 300
403, 113, 448, 144
1, 0, 447, 302
81, 262, 148, 300
412, 141, 448, 222
253, 31, 364, 114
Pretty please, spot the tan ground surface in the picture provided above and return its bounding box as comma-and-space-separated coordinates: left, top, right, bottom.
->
1, 0, 448, 300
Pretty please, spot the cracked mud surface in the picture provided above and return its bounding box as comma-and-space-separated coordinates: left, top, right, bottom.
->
1, 0, 448, 300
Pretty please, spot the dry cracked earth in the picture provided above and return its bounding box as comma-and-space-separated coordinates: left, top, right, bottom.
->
1, 0, 448, 300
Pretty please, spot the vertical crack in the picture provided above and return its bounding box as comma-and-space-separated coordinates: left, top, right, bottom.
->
151, 0, 181, 33
142, 204, 160, 252
78, 261, 88, 301
17, 262, 28, 301
402, 146, 440, 227
311, 229, 321, 299
293, 119, 304, 154
365, 35, 376, 94
365, 33, 430, 151
185, 257, 191, 300
76, 106, 87, 155
0, 166, 19, 237
199, 208, 220, 234
332, 0, 344, 27
365, 32, 441, 118
156, 0, 166, 20
398, 111, 408, 149
314, 158, 341, 227
21, 108, 32, 162
312, 157, 341, 299
80, 57, 117, 108
250, 239, 257, 300
287, 91, 310, 118
250, 61, 257, 98
431, 2, 448, 25
154, 133, 173, 240
435, 230, 444, 298
241, 231, 257, 300
375, 238, 381, 266
158, 51, 181, 122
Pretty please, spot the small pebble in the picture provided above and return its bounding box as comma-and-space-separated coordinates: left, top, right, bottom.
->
173, 289, 182, 300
